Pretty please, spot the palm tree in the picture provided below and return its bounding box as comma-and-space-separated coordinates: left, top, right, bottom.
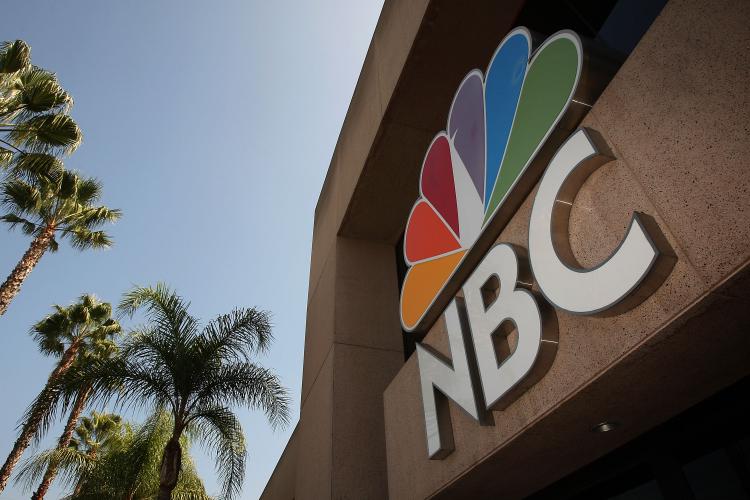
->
13, 411, 126, 497
66, 411, 124, 497
0, 40, 82, 167
16, 410, 211, 499
0, 39, 99, 317
31, 339, 119, 500
71, 411, 124, 463
0, 164, 121, 315
0, 295, 121, 492
80, 284, 290, 500
72, 410, 211, 500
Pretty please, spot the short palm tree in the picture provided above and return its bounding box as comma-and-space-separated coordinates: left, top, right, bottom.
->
16, 410, 211, 499
65, 411, 125, 497
72, 409, 211, 500
0, 40, 81, 167
80, 284, 290, 500
0, 164, 121, 315
13, 411, 126, 497
71, 411, 124, 462
0, 295, 121, 492
31, 339, 119, 500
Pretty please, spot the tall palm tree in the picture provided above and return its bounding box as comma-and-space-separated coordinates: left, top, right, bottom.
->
31, 339, 119, 500
0, 295, 121, 492
0, 39, 98, 317
0, 164, 121, 315
80, 284, 290, 500
0, 40, 82, 167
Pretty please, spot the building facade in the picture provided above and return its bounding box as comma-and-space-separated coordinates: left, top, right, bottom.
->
262, 0, 750, 498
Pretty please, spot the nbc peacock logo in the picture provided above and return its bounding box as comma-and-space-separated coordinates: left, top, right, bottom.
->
400, 27, 583, 332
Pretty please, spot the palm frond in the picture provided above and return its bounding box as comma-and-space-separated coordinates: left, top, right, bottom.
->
118, 284, 199, 343
24, 294, 122, 445
10, 153, 64, 181
190, 407, 246, 500
57, 169, 78, 199
0, 212, 36, 231
67, 228, 113, 250
65, 206, 121, 229
31, 295, 118, 354
72, 356, 177, 415
7, 113, 82, 154
71, 177, 100, 205
1, 177, 41, 215
1, 158, 120, 252
14, 446, 93, 492
0, 146, 13, 166
201, 307, 274, 360
32, 316, 68, 356
190, 362, 290, 430
72, 285, 291, 498
8, 67, 73, 119
0, 40, 30, 73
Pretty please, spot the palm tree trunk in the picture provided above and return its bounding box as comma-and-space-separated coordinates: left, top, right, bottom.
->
72, 477, 85, 497
0, 338, 81, 492
0, 224, 55, 316
31, 385, 92, 500
157, 433, 183, 500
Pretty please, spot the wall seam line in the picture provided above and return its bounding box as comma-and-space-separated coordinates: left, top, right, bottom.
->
300, 342, 334, 411
333, 339, 403, 354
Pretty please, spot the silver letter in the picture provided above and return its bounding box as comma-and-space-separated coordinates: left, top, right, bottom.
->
528, 128, 673, 314
463, 244, 558, 410
416, 298, 487, 459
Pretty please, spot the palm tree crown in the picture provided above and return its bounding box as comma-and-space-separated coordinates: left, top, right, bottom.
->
32, 294, 121, 357
70, 412, 124, 458
81, 284, 290, 500
0, 40, 82, 165
2, 165, 121, 251
0, 164, 121, 315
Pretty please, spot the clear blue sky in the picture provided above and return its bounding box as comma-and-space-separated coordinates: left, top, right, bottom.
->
0, 1, 383, 498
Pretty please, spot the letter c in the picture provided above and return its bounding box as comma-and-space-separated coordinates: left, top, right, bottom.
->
528, 128, 668, 314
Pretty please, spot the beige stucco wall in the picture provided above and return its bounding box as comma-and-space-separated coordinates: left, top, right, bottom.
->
383, 0, 750, 498
262, 0, 750, 498
259, 426, 299, 499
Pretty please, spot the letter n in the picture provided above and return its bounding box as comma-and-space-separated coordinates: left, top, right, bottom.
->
416, 297, 490, 459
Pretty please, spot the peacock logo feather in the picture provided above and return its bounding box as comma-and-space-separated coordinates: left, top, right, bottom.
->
400, 27, 582, 331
